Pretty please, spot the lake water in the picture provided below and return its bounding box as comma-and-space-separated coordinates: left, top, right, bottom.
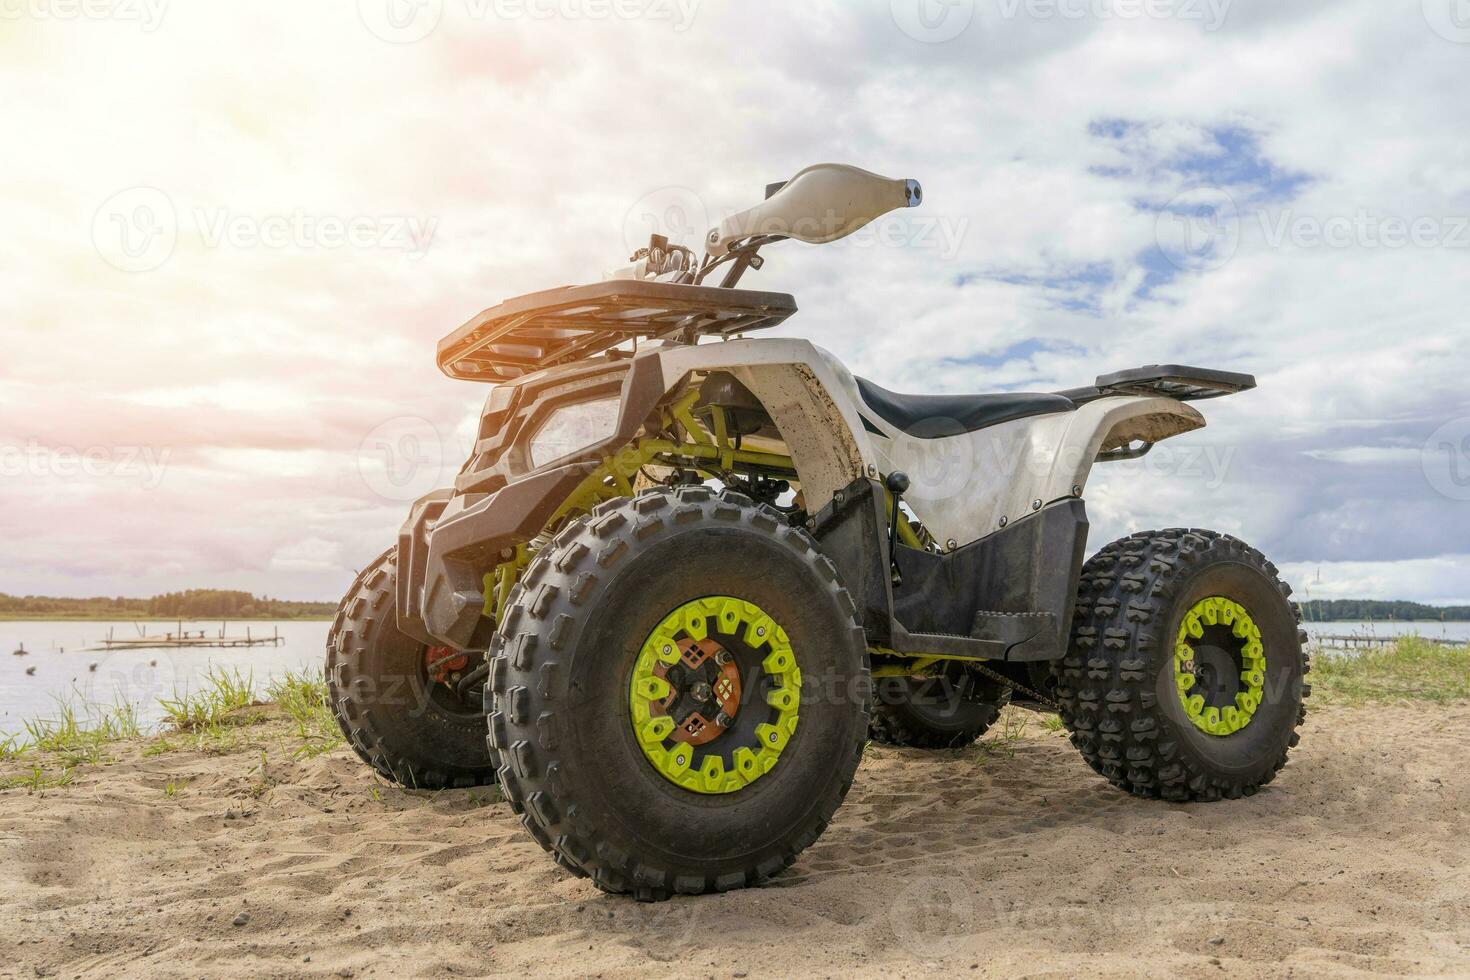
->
2, 618, 1466, 739
1, 620, 329, 738
1301, 620, 1470, 644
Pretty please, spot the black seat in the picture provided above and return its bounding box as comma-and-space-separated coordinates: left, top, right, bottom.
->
855, 377, 1075, 438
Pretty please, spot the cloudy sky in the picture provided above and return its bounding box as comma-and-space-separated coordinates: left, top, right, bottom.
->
2, 0, 1468, 605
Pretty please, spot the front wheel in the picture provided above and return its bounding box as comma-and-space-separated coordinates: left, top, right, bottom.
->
486, 486, 871, 900
1049, 529, 1309, 801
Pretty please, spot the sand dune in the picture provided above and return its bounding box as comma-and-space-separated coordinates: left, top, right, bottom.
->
2, 703, 1467, 977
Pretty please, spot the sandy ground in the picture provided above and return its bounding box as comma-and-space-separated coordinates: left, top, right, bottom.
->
1, 704, 1467, 979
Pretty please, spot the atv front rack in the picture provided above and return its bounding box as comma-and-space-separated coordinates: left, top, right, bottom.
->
437, 280, 798, 382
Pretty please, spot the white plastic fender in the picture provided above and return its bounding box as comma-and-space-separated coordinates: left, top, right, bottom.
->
649, 338, 1207, 549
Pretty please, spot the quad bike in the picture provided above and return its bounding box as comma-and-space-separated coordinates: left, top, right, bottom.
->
327, 164, 1310, 897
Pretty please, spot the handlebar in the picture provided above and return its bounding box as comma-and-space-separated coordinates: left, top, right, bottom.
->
704, 163, 922, 258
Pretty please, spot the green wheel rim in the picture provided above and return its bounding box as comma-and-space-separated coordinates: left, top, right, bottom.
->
629, 596, 801, 795
1174, 596, 1267, 736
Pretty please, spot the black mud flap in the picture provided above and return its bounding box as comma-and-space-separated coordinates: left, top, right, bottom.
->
891, 499, 1089, 662
809, 482, 1089, 663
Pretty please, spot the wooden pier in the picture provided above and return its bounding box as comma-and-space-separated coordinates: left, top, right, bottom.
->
99, 622, 284, 651
1313, 633, 1467, 650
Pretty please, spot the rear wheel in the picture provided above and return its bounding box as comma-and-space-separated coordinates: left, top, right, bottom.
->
870, 667, 1008, 748
486, 486, 871, 899
1049, 529, 1309, 801
326, 549, 497, 789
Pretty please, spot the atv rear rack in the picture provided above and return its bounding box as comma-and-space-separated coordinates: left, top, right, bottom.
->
1093, 364, 1256, 401
437, 280, 798, 382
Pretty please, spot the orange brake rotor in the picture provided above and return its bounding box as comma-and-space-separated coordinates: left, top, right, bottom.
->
650, 636, 742, 746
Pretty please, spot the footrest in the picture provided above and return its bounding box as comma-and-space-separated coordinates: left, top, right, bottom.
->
971, 610, 1055, 647
889, 623, 1006, 660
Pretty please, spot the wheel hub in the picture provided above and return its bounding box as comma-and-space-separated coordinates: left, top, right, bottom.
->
425, 645, 469, 685
421, 644, 486, 720
1174, 596, 1267, 736
652, 637, 743, 747
629, 596, 801, 795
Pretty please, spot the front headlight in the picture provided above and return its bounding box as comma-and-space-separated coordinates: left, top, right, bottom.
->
527, 396, 621, 470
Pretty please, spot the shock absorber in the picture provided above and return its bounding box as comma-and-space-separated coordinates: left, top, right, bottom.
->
885, 470, 910, 587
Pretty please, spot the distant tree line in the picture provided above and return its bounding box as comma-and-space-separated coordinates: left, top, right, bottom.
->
0, 589, 335, 620
1297, 599, 1470, 622
5, 592, 1463, 623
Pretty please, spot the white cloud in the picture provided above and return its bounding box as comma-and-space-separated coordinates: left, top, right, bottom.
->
1280, 556, 1470, 608
1, 0, 1467, 604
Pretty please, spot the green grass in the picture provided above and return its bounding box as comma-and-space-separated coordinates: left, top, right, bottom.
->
249, 748, 278, 798
0, 764, 75, 793
0, 635, 1452, 797
1310, 636, 1470, 705
0, 693, 145, 787
975, 707, 1032, 761
18, 695, 142, 766
146, 667, 270, 756
1, 668, 343, 794
158, 667, 258, 731
0, 730, 26, 761
0, 613, 333, 621
265, 669, 342, 758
